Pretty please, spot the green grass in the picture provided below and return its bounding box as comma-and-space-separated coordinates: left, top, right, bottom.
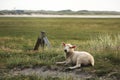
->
0, 18, 120, 40
0, 17, 120, 80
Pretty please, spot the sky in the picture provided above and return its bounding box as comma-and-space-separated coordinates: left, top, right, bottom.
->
0, 0, 120, 11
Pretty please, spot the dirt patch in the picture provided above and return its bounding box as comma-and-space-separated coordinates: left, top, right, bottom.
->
9, 65, 94, 79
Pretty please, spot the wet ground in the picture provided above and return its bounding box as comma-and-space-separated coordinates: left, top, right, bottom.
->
1, 15, 120, 18
2, 65, 118, 80
9, 65, 94, 80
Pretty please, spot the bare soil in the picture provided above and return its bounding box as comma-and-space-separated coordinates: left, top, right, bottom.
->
9, 65, 95, 80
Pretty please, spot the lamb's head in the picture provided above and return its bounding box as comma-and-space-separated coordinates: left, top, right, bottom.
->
63, 43, 76, 53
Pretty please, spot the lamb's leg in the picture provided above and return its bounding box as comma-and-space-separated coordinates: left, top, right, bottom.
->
56, 61, 66, 65
68, 59, 81, 69
56, 58, 71, 65
68, 64, 81, 69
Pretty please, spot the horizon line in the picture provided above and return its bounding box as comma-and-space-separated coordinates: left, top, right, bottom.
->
0, 9, 120, 12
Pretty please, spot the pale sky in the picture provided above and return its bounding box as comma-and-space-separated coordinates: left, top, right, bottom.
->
0, 0, 120, 11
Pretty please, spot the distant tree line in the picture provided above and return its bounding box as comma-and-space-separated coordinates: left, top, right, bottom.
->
0, 10, 120, 15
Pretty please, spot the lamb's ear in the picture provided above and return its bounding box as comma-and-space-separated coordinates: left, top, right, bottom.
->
62, 42, 66, 46
71, 46, 76, 48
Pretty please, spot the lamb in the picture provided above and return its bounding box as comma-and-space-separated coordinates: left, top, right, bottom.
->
56, 43, 94, 69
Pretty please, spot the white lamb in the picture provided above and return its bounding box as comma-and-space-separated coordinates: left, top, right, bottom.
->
56, 43, 94, 69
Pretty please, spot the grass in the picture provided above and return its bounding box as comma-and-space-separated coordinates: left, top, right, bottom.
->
0, 17, 120, 80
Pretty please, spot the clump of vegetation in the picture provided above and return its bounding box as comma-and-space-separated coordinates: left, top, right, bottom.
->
88, 34, 120, 63
89, 34, 120, 51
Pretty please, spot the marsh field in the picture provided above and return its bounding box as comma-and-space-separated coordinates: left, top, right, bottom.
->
0, 17, 120, 80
